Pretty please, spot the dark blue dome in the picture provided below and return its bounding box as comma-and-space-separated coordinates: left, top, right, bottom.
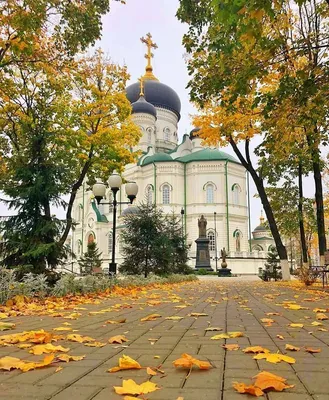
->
126, 80, 181, 120
131, 96, 157, 118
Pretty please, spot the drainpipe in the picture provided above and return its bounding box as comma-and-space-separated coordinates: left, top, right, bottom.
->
247, 172, 252, 252
225, 160, 230, 252
184, 163, 187, 235
153, 162, 157, 206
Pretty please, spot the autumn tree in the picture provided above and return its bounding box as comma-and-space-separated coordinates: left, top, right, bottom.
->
177, 0, 329, 274
0, 50, 140, 273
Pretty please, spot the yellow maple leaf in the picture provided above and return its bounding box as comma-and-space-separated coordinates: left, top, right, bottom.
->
84, 341, 106, 347
285, 344, 300, 351
0, 322, 16, 331
222, 344, 240, 351
233, 382, 264, 397
242, 346, 270, 354
29, 343, 69, 355
228, 331, 244, 338
304, 347, 321, 353
108, 335, 128, 344
211, 333, 230, 339
253, 371, 295, 392
140, 314, 162, 322
311, 321, 323, 326
165, 316, 184, 320
53, 327, 72, 331
113, 379, 159, 395
173, 353, 211, 370
146, 366, 157, 375
254, 353, 295, 364
67, 334, 95, 343
106, 318, 126, 324
188, 313, 208, 317
316, 313, 328, 320
205, 327, 222, 331
57, 354, 85, 362
108, 355, 141, 372
289, 323, 303, 328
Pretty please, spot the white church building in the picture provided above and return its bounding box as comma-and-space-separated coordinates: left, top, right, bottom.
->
69, 34, 274, 275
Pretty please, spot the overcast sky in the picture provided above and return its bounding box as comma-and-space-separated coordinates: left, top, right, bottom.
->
0, 0, 317, 232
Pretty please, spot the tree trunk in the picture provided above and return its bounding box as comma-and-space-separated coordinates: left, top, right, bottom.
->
306, 131, 326, 265
229, 136, 290, 280
298, 163, 308, 266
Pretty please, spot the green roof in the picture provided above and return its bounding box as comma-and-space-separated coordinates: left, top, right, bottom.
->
142, 153, 173, 166
176, 149, 239, 164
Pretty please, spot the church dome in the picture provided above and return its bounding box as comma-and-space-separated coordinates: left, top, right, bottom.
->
142, 152, 173, 166
131, 96, 157, 118
177, 149, 239, 164
126, 80, 181, 120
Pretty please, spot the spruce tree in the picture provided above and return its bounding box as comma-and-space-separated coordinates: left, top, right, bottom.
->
78, 242, 103, 276
264, 247, 281, 281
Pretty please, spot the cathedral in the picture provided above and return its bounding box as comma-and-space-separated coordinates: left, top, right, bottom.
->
69, 34, 274, 275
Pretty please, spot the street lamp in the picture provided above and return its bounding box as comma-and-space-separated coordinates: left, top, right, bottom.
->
92, 172, 138, 276
180, 207, 185, 245
214, 212, 218, 272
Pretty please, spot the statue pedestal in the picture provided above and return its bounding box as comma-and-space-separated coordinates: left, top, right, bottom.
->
218, 268, 232, 277
195, 237, 213, 271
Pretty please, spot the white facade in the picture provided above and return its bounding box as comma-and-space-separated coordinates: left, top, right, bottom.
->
69, 51, 274, 275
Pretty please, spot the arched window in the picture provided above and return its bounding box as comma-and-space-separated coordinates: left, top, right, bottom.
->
232, 184, 240, 205
147, 127, 152, 144
162, 184, 170, 205
252, 245, 263, 252
207, 230, 215, 252
108, 233, 113, 255
145, 185, 153, 205
164, 127, 170, 141
206, 184, 214, 204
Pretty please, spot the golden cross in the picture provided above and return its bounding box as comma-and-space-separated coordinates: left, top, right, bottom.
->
138, 76, 144, 97
140, 33, 158, 81
141, 32, 158, 69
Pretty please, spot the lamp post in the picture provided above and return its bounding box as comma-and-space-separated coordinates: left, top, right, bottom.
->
92, 172, 138, 276
180, 207, 185, 245
214, 211, 218, 272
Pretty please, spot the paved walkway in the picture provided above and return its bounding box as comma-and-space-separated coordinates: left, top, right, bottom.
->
1, 279, 329, 399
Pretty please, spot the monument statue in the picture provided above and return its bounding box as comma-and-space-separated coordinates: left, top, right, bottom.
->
198, 215, 207, 238
195, 215, 212, 271
221, 247, 228, 268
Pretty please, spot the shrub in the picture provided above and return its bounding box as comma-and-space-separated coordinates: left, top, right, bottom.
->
298, 266, 318, 286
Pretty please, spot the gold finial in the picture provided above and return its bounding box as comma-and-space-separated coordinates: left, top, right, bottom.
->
140, 32, 159, 81
260, 210, 265, 225
138, 76, 144, 97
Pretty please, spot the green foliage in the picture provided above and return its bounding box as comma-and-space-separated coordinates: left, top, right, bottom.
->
78, 242, 103, 276
120, 204, 189, 277
263, 248, 282, 281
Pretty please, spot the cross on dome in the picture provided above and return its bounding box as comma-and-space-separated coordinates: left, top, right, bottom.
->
140, 32, 159, 81
138, 76, 144, 97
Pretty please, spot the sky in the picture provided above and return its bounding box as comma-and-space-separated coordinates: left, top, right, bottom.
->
0, 0, 317, 231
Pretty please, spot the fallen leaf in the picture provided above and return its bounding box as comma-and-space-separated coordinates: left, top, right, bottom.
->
222, 344, 240, 351
285, 344, 300, 351
205, 327, 222, 331
84, 342, 106, 347
254, 353, 295, 364
165, 316, 184, 320
254, 371, 294, 392
304, 347, 321, 353
113, 379, 159, 395
260, 318, 274, 324
0, 354, 54, 372
57, 354, 85, 362
276, 335, 284, 340
146, 366, 157, 375
55, 366, 63, 372
29, 344, 70, 355
106, 319, 126, 324
211, 333, 230, 339
311, 321, 323, 326
67, 334, 95, 343
228, 331, 244, 338
154, 356, 160, 359
242, 346, 270, 354
17, 344, 32, 349
53, 327, 72, 332
266, 312, 280, 316
316, 313, 328, 320
109, 335, 128, 344
108, 355, 141, 372
173, 353, 211, 370
188, 313, 208, 317
233, 382, 264, 397
0, 322, 15, 331
289, 323, 303, 328
140, 314, 162, 322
